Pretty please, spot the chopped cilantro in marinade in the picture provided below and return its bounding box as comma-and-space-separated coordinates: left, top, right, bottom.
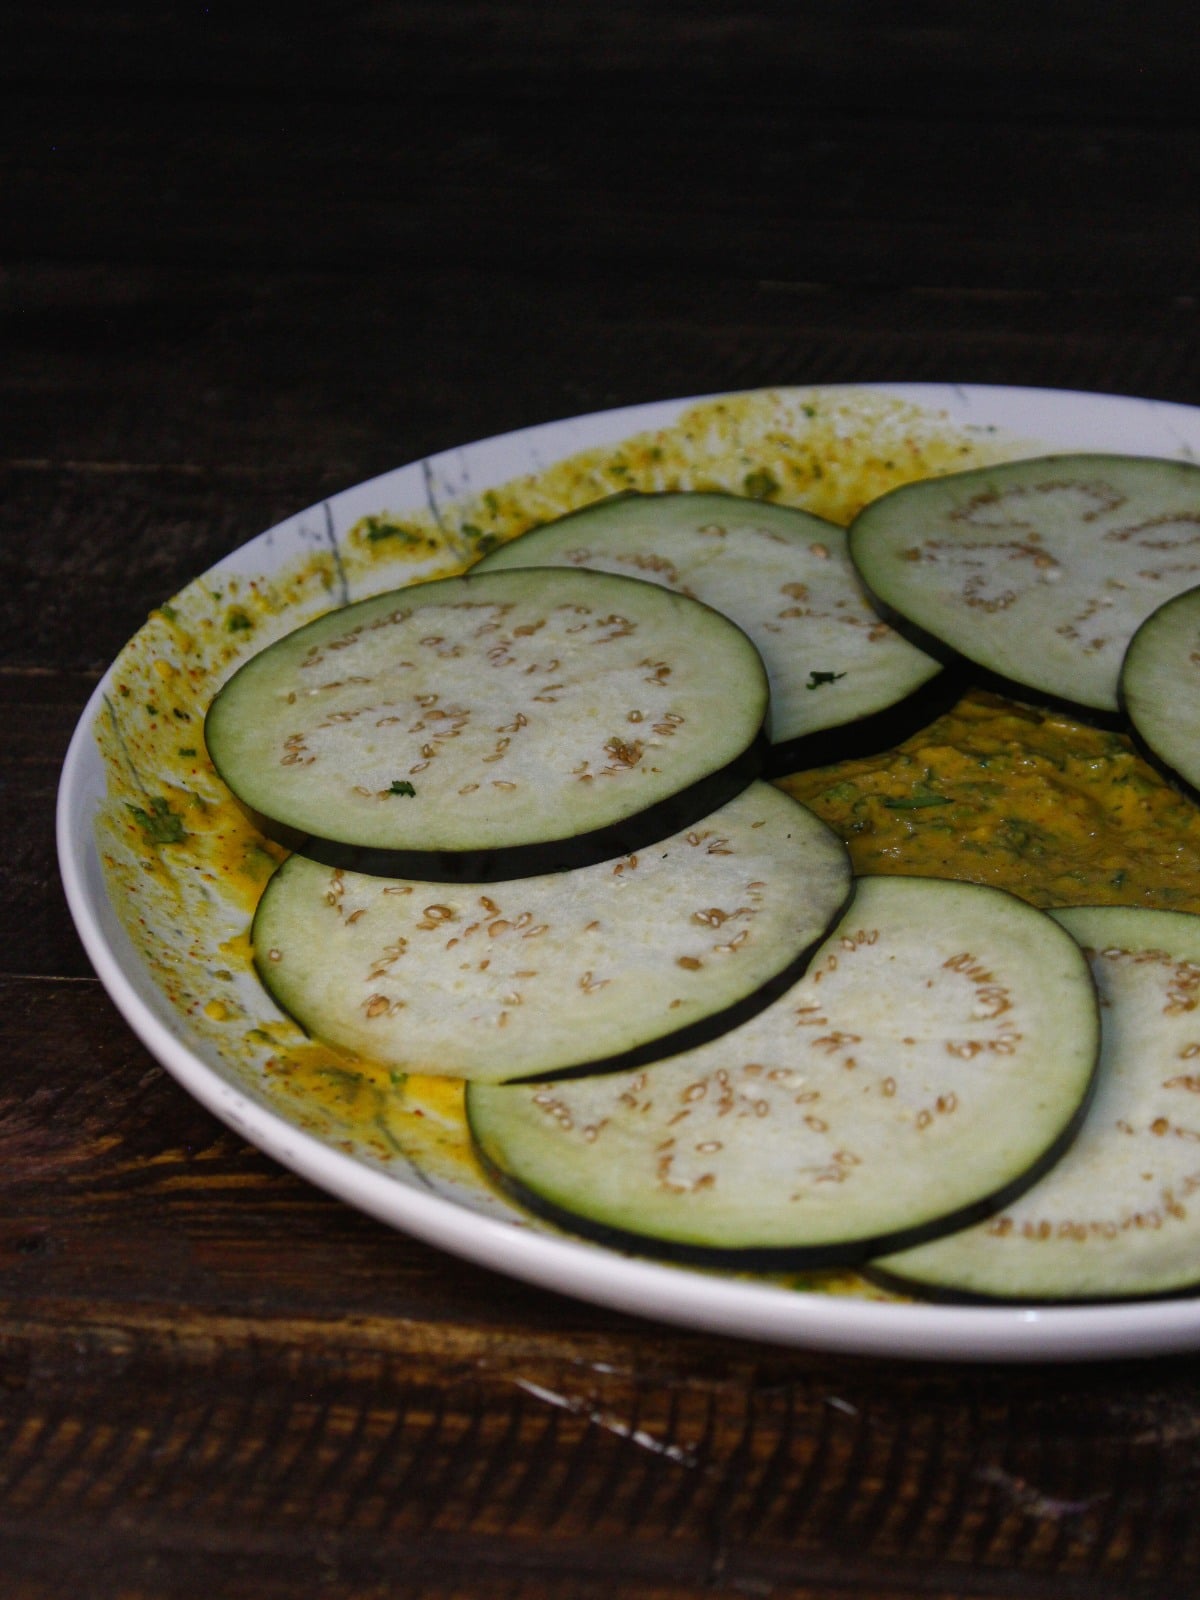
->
883, 784, 951, 811
128, 796, 187, 844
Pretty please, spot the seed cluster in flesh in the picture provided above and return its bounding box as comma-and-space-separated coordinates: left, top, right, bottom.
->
477, 492, 941, 750
467, 877, 1098, 1256
252, 783, 851, 1082
205, 567, 768, 855
874, 907, 1200, 1299
851, 455, 1200, 713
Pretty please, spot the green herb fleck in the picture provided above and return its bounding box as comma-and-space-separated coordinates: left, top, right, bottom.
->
225, 608, 253, 633
178, 746, 197, 758
883, 784, 951, 811
127, 796, 187, 844
461, 523, 501, 555
244, 844, 279, 879
389, 780, 417, 797
742, 467, 781, 500
316, 1063, 366, 1093
363, 515, 421, 545
806, 670, 847, 691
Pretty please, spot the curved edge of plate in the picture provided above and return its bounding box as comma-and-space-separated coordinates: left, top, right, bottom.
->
55, 383, 1200, 1362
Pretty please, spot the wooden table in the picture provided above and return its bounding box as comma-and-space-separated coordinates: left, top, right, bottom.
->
6, 6, 1200, 1595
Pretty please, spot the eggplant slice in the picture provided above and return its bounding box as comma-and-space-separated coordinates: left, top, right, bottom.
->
871, 905, 1200, 1303
466, 876, 1099, 1267
1120, 584, 1200, 801
253, 783, 852, 1084
849, 453, 1200, 721
476, 491, 949, 773
205, 565, 769, 879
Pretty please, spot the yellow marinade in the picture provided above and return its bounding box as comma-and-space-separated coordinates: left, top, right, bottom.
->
783, 690, 1200, 913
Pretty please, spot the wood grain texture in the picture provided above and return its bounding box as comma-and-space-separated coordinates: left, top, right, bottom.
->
6, 267, 1200, 477
7, 1, 1200, 124
6, 3, 1200, 1595
10, 95, 1200, 297
4, 1297, 1200, 1598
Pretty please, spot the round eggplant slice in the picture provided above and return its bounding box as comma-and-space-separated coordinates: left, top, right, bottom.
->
849, 453, 1200, 720
1119, 584, 1200, 800
871, 906, 1200, 1303
465, 876, 1099, 1266
205, 566, 769, 878
475, 491, 949, 773
252, 783, 851, 1084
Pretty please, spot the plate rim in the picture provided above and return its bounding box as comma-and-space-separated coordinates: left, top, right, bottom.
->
57, 380, 1200, 1363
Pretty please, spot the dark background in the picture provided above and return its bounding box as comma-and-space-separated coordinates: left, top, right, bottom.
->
5, 5, 1200, 1597
7, 2, 1200, 682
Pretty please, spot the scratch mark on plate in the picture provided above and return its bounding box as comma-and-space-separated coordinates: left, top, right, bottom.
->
323, 501, 351, 607
422, 459, 447, 533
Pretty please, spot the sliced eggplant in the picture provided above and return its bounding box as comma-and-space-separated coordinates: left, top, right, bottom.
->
252, 783, 852, 1084
465, 876, 1099, 1266
476, 491, 950, 772
849, 453, 1200, 721
871, 906, 1200, 1303
1119, 584, 1200, 800
205, 565, 769, 879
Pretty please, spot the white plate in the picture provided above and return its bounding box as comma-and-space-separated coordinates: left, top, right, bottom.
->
58, 383, 1200, 1362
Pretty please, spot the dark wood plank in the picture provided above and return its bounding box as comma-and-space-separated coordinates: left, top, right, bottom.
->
0, 463, 348, 672
0, 974, 653, 1333
0, 669, 97, 978
8, 93, 1199, 296
6, 266, 1200, 482
8, 1, 1200, 126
